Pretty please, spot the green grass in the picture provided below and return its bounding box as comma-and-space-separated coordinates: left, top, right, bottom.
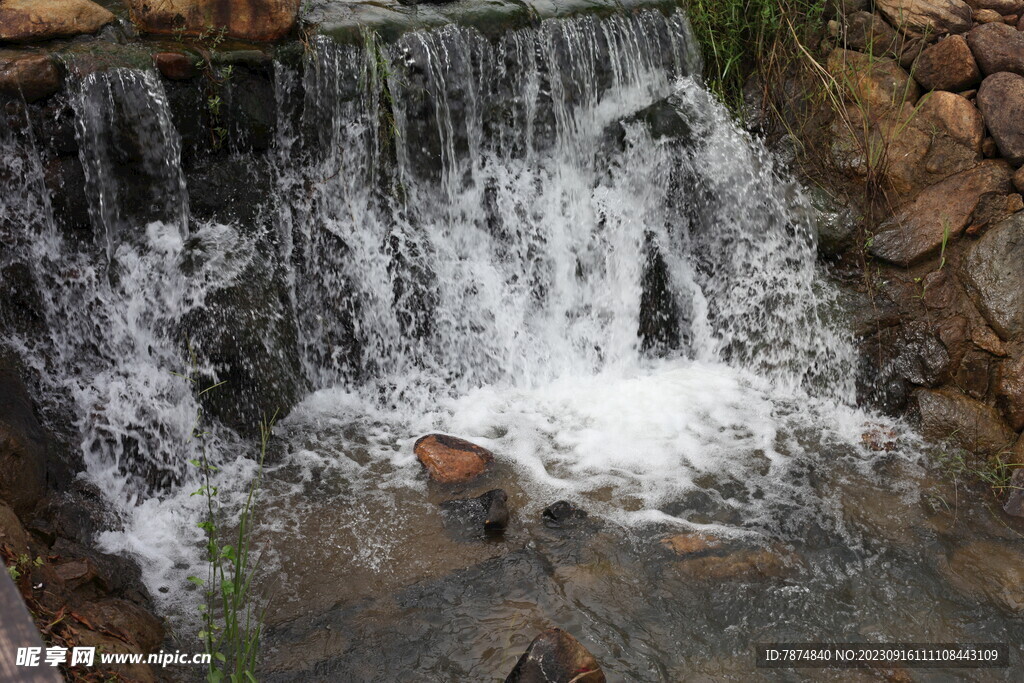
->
685, 0, 828, 114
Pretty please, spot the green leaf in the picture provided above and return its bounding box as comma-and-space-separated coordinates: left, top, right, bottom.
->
187, 575, 204, 586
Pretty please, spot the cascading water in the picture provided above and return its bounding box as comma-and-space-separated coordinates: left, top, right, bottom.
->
8, 6, 1018, 680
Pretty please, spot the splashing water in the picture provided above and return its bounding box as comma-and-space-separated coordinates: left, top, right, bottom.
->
3, 10, 875, 615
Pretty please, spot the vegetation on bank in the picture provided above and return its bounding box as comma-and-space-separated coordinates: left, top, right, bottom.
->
685, 0, 829, 114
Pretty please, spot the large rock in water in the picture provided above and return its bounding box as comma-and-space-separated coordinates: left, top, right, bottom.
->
875, 0, 973, 37
0, 0, 114, 42
977, 73, 1024, 166
961, 213, 1024, 339
126, 0, 300, 42
914, 387, 1015, 456
414, 434, 494, 483
869, 160, 1011, 265
506, 628, 606, 683
966, 22, 1024, 76
941, 541, 1024, 613
913, 35, 981, 91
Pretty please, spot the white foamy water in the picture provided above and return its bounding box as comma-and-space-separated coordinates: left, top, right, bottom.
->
0, 9, 896, 616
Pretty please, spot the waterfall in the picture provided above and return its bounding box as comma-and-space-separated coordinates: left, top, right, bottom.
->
0, 8, 859, 602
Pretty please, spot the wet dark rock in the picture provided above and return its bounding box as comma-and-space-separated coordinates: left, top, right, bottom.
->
961, 212, 1024, 339
639, 237, 684, 355
973, 7, 1006, 21
542, 500, 589, 528
414, 434, 494, 483
966, 191, 1021, 234
0, 360, 48, 516
953, 349, 995, 398
977, 72, 1024, 165
914, 387, 1015, 455
0, 262, 45, 336
1014, 165, 1024, 193
76, 598, 165, 653
667, 540, 799, 581
180, 252, 304, 438
869, 160, 1012, 265
1002, 468, 1024, 516
154, 52, 197, 81
506, 628, 606, 683
43, 156, 91, 234
966, 21, 1024, 75
187, 155, 273, 228
913, 35, 981, 91
0, 54, 62, 103
0, 499, 31, 556
50, 537, 151, 604
440, 488, 509, 537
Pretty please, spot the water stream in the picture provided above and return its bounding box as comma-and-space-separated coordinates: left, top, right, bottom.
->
2, 6, 1022, 680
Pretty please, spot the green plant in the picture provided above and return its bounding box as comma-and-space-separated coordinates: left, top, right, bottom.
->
184, 368, 274, 683
686, 0, 828, 114
5, 553, 43, 582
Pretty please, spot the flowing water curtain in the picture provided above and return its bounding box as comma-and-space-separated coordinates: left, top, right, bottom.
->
74, 69, 189, 260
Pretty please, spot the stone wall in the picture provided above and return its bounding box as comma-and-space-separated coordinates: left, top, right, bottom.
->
818, 0, 1024, 494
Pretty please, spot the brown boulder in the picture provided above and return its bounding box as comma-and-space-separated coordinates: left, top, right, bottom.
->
76, 598, 165, 652
506, 628, 605, 683
126, 0, 300, 42
876, 0, 974, 37
977, 72, 1024, 165
0, 500, 30, 557
961, 212, 1024, 338
966, 0, 1024, 13
0, 54, 61, 103
414, 434, 493, 483
0, 0, 114, 43
996, 355, 1024, 429
154, 53, 197, 81
974, 7, 1006, 20
915, 387, 1015, 455
869, 160, 1011, 265
828, 49, 921, 112
966, 22, 1024, 75
0, 362, 47, 516
913, 35, 981, 91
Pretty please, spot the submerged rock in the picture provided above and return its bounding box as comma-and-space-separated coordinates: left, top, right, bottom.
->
506, 628, 606, 683
941, 540, 1024, 613
414, 434, 494, 483
440, 488, 509, 537
0, 0, 115, 43
661, 533, 799, 581
542, 500, 589, 528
